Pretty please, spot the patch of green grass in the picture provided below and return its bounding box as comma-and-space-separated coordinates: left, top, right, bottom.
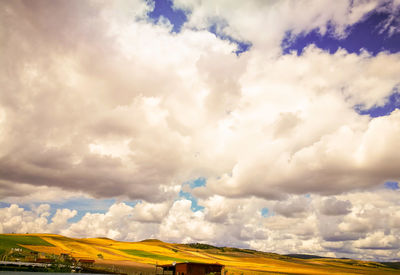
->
121, 249, 187, 262
0, 234, 54, 255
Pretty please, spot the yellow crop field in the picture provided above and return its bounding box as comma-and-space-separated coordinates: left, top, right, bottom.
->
19, 245, 66, 255
1, 233, 399, 275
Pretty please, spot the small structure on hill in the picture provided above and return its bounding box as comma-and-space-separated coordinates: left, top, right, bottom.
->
35, 258, 54, 264
78, 259, 95, 267
60, 253, 70, 259
157, 262, 224, 275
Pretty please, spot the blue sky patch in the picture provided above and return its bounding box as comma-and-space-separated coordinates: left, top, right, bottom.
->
282, 11, 400, 56
148, 0, 187, 33
261, 207, 274, 218
50, 197, 116, 212
47, 197, 117, 223
186, 177, 207, 189
179, 190, 204, 212
2, 203, 32, 212
0, 202, 11, 208
208, 24, 252, 55
384, 181, 399, 190
179, 178, 206, 212
123, 200, 142, 208
355, 92, 400, 117
148, 0, 251, 54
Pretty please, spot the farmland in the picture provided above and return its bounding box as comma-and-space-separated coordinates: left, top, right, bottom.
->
1, 233, 399, 274
0, 234, 54, 255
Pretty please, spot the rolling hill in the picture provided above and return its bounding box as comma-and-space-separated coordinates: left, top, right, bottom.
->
1, 233, 399, 275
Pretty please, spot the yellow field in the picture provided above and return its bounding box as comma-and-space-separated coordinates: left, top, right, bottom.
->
2, 233, 399, 275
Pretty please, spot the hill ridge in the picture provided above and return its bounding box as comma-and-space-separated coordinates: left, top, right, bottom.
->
1, 233, 400, 275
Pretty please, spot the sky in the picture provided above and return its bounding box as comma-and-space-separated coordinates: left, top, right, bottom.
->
1, 0, 400, 262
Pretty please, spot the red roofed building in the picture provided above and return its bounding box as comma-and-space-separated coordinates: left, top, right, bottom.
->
157, 262, 224, 275
35, 258, 54, 264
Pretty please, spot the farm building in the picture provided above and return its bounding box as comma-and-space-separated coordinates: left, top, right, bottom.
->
60, 253, 70, 259
157, 262, 224, 275
78, 258, 95, 267
35, 258, 54, 264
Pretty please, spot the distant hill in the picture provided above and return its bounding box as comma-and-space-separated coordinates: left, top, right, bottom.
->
285, 253, 328, 259
139, 238, 164, 243
185, 243, 222, 250
1, 233, 399, 275
381, 262, 400, 270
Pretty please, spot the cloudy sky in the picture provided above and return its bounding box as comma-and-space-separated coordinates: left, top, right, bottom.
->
1, 0, 400, 262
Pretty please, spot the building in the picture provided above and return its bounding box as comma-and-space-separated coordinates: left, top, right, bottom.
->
157, 262, 224, 275
78, 259, 95, 267
35, 258, 54, 264
60, 253, 70, 259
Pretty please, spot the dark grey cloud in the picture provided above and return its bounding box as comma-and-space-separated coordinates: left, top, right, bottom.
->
320, 198, 352, 216
273, 197, 309, 218
0, 0, 192, 202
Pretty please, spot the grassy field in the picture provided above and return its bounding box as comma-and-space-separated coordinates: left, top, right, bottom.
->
0, 233, 399, 275
0, 234, 54, 255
